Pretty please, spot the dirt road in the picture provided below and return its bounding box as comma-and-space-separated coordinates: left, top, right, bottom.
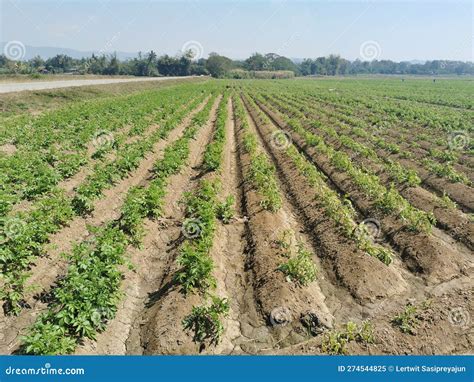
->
0, 76, 197, 94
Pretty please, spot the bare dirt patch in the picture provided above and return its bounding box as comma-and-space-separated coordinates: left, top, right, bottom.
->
0, 143, 17, 155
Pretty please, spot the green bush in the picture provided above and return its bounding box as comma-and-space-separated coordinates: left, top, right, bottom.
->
392, 304, 418, 334
279, 243, 317, 286
321, 321, 375, 355
216, 196, 235, 224
182, 296, 230, 345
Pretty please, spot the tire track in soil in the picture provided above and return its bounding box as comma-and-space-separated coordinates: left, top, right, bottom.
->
0, 97, 210, 355
74, 96, 222, 355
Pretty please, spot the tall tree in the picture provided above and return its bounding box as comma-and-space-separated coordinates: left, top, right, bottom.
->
206, 53, 232, 77
245, 53, 267, 71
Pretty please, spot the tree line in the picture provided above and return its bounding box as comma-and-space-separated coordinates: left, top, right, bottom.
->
1, 50, 472, 77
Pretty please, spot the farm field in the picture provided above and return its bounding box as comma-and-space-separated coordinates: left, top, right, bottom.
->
0, 77, 472, 355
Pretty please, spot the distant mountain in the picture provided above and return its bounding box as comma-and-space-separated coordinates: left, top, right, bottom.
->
1, 43, 138, 60
408, 59, 426, 65
290, 57, 304, 64
291, 58, 430, 64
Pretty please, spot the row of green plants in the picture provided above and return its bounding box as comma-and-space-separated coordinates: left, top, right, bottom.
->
20, 223, 128, 354
277, 239, 318, 286
0, 189, 75, 315
280, 78, 471, 136
243, 94, 394, 265
421, 158, 470, 184
72, 95, 205, 215
175, 95, 231, 347
285, 89, 472, 185
256, 92, 436, 234
202, 93, 229, 172
0, 89, 210, 315
20, 92, 220, 354
321, 321, 375, 355
0, 87, 197, 218
236, 95, 322, 289
233, 95, 282, 212
391, 300, 432, 335
266, 91, 469, 226
268, 92, 424, 188
119, 92, 219, 250
288, 90, 471, 185
340, 78, 474, 110
257, 83, 465, 170
284, 80, 472, 138
0, 93, 195, 219
325, 95, 470, 185
176, 179, 221, 293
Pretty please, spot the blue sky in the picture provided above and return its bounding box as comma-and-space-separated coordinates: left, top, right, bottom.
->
1, 0, 473, 61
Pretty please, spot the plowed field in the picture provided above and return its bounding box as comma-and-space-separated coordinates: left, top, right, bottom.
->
1, 78, 472, 355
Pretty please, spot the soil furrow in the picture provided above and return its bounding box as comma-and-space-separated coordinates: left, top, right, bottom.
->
204, 98, 267, 354
255, 98, 472, 284
242, 95, 408, 303
294, 94, 474, 210
110, 96, 222, 355
233, 96, 340, 349
264, 97, 474, 250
